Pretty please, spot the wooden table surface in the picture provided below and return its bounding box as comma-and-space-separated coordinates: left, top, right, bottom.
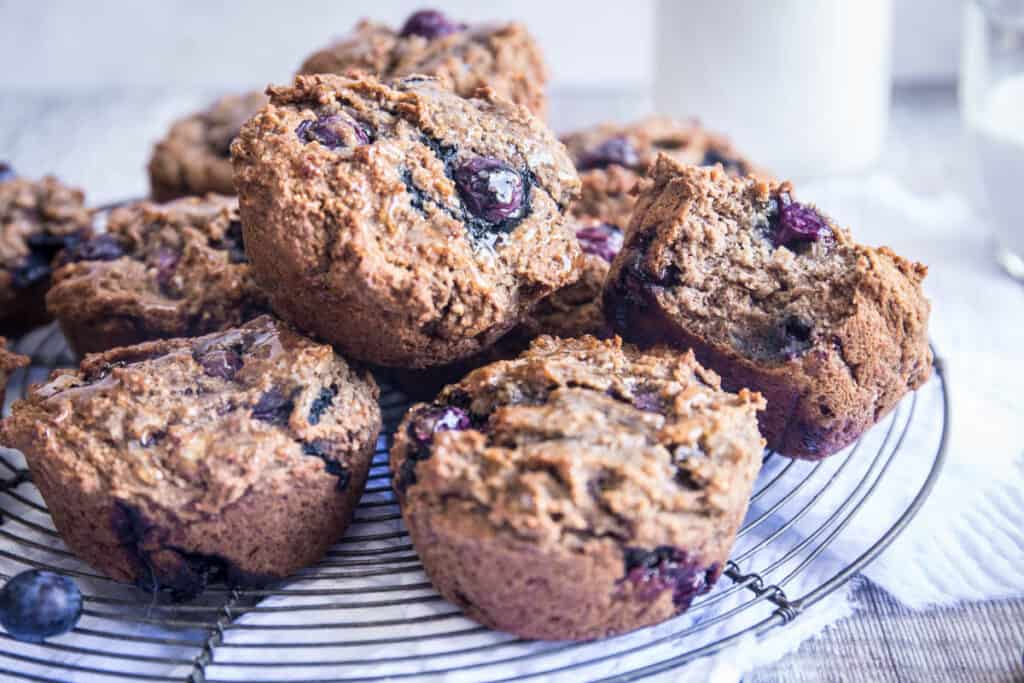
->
0, 83, 1020, 682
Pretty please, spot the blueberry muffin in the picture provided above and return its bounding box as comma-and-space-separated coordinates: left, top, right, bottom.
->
394, 219, 623, 400
604, 157, 932, 460
0, 337, 28, 396
299, 9, 547, 116
148, 91, 268, 201
561, 117, 761, 228
0, 166, 94, 337
523, 220, 623, 340
0, 316, 381, 598
46, 195, 269, 356
232, 74, 580, 368
391, 335, 765, 640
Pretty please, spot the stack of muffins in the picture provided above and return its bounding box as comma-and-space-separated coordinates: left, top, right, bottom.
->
0, 9, 932, 640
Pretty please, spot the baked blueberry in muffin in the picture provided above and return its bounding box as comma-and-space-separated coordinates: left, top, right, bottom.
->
46, 194, 269, 356
604, 157, 932, 459
0, 168, 94, 337
562, 117, 762, 228
391, 335, 765, 640
232, 74, 580, 368
298, 9, 548, 116
148, 91, 268, 201
0, 316, 381, 598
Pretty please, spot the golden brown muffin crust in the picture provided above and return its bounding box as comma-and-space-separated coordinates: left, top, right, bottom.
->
47, 194, 269, 355
232, 74, 580, 368
605, 157, 932, 459
0, 316, 381, 597
391, 335, 765, 639
299, 17, 548, 117
148, 91, 268, 201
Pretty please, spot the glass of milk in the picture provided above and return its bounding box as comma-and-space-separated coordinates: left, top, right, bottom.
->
654, 0, 892, 179
961, 0, 1024, 281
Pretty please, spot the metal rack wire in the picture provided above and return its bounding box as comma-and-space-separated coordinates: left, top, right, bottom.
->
0, 324, 949, 682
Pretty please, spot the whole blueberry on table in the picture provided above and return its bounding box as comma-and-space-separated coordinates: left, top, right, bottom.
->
0, 570, 82, 642
453, 157, 525, 224
399, 10, 465, 39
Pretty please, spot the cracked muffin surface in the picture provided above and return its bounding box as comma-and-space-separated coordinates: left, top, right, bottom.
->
604, 157, 932, 459
390, 335, 764, 640
0, 168, 94, 336
298, 9, 547, 116
0, 316, 381, 598
393, 218, 623, 400
47, 194, 269, 356
232, 74, 580, 368
562, 117, 762, 228
148, 91, 268, 201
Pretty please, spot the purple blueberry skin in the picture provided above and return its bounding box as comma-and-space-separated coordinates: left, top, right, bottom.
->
620, 546, 719, 611
576, 223, 623, 263
453, 157, 525, 224
61, 234, 125, 264
411, 405, 472, 445
577, 137, 640, 171
0, 570, 82, 643
771, 195, 830, 248
251, 388, 294, 425
0, 162, 14, 182
295, 115, 370, 150
198, 348, 243, 380
399, 9, 465, 39
153, 247, 181, 289
12, 230, 90, 288
397, 405, 473, 494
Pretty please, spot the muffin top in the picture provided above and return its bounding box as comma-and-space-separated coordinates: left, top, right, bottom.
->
298, 9, 548, 115
148, 91, 268, 201
2, 316, 381, 515
47, 194, 268, 343
231, 74, 580, 366
562, 117, 761, 226
392, 334, 765, 551
0, 169, 93, 295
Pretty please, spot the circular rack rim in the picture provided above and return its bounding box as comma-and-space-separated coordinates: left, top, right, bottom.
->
0, 323, 950, 683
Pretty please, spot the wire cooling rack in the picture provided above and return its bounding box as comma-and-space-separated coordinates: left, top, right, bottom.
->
0, 323, 949, 682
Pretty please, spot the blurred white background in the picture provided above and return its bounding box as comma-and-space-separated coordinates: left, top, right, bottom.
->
0, 0, 961, 91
